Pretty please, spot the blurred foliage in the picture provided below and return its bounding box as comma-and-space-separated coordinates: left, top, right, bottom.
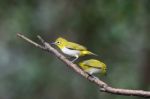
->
0, 0, 150, 99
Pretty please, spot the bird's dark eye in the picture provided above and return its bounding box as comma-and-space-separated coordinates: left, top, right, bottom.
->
57, 41, 60, 44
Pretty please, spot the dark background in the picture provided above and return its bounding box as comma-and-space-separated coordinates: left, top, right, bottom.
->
0, 0, 150, 99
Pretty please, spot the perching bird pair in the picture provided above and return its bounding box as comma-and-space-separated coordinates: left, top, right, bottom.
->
51, 37, 107, 76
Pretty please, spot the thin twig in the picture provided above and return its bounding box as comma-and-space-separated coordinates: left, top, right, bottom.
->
17, 33, 46, 49
17, 33, 150, 98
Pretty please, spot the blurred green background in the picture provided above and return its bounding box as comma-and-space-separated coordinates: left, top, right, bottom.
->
0, 0, 150, 99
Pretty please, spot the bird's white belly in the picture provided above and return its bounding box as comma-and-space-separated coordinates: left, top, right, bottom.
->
62, 47, 80, 57
86, 68, 101, 75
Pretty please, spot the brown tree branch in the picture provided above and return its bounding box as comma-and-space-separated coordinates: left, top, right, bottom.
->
17, 33, 150, 98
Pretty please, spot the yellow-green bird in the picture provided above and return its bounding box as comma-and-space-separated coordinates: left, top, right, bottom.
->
51, 37, 96, 62
79, 59, 107, 75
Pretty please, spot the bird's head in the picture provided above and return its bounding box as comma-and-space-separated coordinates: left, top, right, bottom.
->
51, 37, 67, 49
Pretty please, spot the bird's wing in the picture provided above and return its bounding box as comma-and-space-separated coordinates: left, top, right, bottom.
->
85, 64, 102, 69
66, 42, 87, 50
84, 60, 106, 69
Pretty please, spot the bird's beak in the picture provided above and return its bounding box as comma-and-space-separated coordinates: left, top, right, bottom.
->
50, 42, 56, 45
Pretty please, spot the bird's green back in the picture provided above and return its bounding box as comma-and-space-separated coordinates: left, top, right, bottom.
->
66, 41, 87, 50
